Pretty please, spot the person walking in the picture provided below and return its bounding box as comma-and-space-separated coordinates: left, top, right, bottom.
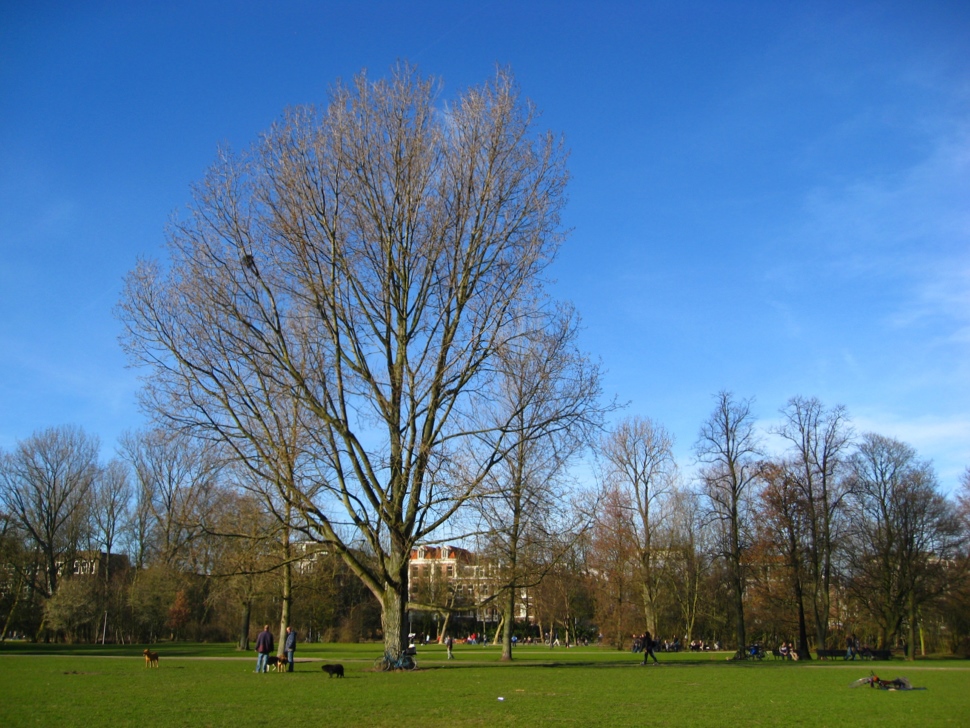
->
283, 626, 297, 672
445, 635, 454, 660
845, 634, 856, 661
255, 624, 274, 673
640, 630, 659, 665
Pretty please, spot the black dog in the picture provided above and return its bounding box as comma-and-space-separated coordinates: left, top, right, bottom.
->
321, 663, 344, 678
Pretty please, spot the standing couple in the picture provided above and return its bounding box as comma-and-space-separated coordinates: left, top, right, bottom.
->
255, 625, 297, 672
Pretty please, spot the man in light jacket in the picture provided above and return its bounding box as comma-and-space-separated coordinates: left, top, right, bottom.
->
284, 626, 297, 672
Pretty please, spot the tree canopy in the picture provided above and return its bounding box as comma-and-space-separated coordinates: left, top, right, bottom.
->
118, 64, 572, 659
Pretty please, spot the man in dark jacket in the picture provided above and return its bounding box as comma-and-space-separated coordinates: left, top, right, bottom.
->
640, 630, 659, 665
255, 625, 274, 673
284, 626, 297, 672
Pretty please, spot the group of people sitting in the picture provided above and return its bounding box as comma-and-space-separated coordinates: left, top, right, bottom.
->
632, 635, 723, 653
687, 639, 721, 652
777, 641, 800, 660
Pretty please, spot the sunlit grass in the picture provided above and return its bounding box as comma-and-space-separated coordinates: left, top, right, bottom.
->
1, 643, 967, 727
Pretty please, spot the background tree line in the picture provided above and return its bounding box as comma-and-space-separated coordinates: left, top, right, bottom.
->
2, 394, 967, 659
0, 425, 380, 646
586, 393, 968, 661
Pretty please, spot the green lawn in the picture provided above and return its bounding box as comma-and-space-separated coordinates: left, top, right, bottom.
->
1, 643, 967, 727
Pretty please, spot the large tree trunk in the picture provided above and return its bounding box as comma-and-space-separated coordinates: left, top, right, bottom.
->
0, 571, 25, 645
278, 523, 292, 640
237, 600, 252, 651
795, 577, 811, 660
379, 555, 410, 663
640, 579, 657, 636
733, 579, 746, 652
278, 560, 292, 645
907, 593, 917, 662
381, 585, 407, 661
438, 611, 452, 644
731, 517, 746, 653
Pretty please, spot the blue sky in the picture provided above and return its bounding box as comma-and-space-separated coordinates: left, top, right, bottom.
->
2, 1, 968, 493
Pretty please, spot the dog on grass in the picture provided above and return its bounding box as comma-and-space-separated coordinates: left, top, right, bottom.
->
321, 663, 344, 678
143, 649, 159, 668
275, 655, 288, 673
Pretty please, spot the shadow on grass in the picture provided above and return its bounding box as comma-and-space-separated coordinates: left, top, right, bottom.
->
402, 658, 802, 672
0, 642, 247, 658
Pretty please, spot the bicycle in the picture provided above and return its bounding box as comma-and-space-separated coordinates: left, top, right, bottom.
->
849, 672, 913, 690
375, 649, 417, 671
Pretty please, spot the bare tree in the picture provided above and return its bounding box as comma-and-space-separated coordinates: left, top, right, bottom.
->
90, 459, 132, 583
695, 392, 760, 654
773, 396, 852, 649
588, 487, 640, 649
0, 425, 99, 599
599, 416, 675, 636
475, 304, 606, 660
958, 468, 970, 527
120, 429, 221, 570
844, 434, 962, 657
940, 469, 970, 654
229, 454, 316, 647
0, 511, 33, 641
754, 459, 811, 658
117, 65, 569, 661
204, 487, 279, 650
663, 482, 711, 645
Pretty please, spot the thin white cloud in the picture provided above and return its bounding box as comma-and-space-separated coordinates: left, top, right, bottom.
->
852, 410, 970, 491
804, 126, 970, 276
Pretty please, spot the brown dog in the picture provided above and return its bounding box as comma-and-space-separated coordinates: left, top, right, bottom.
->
143, 649, 159, 668
275, 655, 288, 672
321, 663, 344, 678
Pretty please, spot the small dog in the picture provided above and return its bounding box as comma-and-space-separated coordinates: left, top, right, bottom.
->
275, 655, 288, 672
143, 649, 159, 668
264, 654, 280, 672
321, 663, 344, 678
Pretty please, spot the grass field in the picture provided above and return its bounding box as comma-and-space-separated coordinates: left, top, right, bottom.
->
1, 642, 967, 727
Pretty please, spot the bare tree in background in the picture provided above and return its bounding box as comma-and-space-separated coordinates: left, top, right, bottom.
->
0, 425, 98, 599
90, 459, 131, 584
204, 487, 280, 650
599, 416, 675, 636
475, 304, 606, 660
120, 429, 221, 570
118, 65, 569, 662
844, 434, 962, 657
773, 396, 852, 650
754, 459, 811, 658
663, 482, 710, 645
695, 392, 760, 655
588, 486, 641, 649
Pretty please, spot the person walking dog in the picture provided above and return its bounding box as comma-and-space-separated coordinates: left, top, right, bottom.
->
255, 625, 274, 673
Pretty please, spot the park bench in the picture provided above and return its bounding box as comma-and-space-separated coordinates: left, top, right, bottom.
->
815, 649, 843, 660
860, 648, 893, 660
